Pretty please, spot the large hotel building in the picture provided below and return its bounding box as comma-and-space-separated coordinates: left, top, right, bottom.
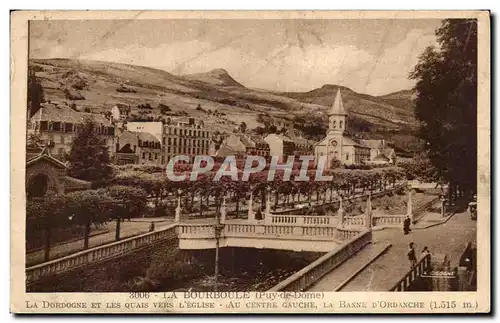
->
162, 118, 213, 163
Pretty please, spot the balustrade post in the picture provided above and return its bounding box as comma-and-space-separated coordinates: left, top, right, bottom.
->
175, 194, 182, 223
365, 193, 372, 230
337, 196, 344, 227
407, 185, 413, 222
265, 187, 271, 217
220, 196, 227, 224
248, 190, 255, 223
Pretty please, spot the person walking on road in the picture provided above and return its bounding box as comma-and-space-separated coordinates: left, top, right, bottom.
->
420, 246, 430, 259
408, 242, 417, 268
403, 215, 411, 235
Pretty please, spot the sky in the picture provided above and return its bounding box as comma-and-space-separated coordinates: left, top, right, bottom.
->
29, 19, 442, 95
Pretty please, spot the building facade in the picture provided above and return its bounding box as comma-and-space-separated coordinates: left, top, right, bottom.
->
314, 89, 370, 167
110, 103, 131, 123
359, 139, 396, 165
28, 103, 115, 160
264, 134, 295, 161
163, 118, 213, 164
115, 129, 162, 165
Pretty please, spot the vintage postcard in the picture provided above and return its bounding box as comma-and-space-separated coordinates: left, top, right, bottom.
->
10, 10, 490, 314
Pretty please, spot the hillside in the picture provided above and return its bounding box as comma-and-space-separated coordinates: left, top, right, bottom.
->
29, 58, 422, 154
184, 69, 245, 88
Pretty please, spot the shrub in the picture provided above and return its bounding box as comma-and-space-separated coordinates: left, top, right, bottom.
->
116, 86, 137, 93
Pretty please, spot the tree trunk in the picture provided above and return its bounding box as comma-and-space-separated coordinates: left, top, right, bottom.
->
43, 226, 51, 262
83, 216, 91, 250
235, 193, 240, 217
115, 217, 121, 241
199, 193, 203, 218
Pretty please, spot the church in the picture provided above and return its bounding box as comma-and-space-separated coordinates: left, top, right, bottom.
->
314, 89, 371, 168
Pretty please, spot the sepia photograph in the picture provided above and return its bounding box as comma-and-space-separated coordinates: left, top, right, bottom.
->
10, 10, 490, 313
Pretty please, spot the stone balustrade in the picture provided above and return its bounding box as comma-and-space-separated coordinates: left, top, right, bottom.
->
265, 214, 334, 226
373, 214, 406, 226
389, 254, 432, 291
343, 216, 366, 227
267, 229, 373, 292
26, 224, 178, 285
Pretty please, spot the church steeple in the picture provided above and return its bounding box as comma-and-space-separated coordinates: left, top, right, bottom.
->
329, 88, 348, 116
328, 89, 347, 134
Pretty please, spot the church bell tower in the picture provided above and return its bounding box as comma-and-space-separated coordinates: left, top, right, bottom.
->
326, 89, 348, 164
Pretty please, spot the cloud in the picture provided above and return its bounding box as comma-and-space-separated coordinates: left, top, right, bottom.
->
350, 29, 437, 95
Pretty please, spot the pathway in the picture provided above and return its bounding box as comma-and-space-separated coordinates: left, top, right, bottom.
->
307, 241, 391, 291
340, 209, 476, 291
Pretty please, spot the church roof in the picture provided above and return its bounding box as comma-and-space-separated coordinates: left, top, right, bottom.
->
329, 89, 348, 116
315, 136, 369, 148
359, 139, 385, 149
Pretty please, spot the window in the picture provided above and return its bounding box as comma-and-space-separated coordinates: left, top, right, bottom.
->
174, 138, 177, 145
155, 153, 158, 160
168, 147, 171, 153
168, 138, 172, 145
138, 140, 142, 147
149, 153, 152, 160
332, 120, 336, 128
346, 153, 349, 160
340, 121, 343, 128
174, 129, 177, 135
142, 152, 146, 159
162, 138, 166, 145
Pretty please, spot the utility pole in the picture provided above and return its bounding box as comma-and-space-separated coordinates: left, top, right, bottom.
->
214, 196, 225, 292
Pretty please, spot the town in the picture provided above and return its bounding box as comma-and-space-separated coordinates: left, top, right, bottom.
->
23, 17, 478, 298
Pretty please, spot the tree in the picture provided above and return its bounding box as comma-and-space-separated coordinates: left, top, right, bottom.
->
27, 66, 45, 119
67, 119, 112, 182
410, 19, 477, 196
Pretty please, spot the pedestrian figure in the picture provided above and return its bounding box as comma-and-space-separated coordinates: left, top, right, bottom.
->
403, 215, 412, 235
255, 208, 263, 220
408, 242, 417, 268
421, 246, 430, 259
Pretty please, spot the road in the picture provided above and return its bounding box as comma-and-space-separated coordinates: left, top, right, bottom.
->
340, 209, 476, 291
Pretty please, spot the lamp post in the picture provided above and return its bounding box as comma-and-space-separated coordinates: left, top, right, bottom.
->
440, 195, 446, 217
214, 198, 225, 292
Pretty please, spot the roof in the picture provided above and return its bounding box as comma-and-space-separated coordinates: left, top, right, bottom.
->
380, 148, 396, 158
329, 89, 348, 116
249, 135, 269, 147
359, 139, 386, 149
113, 103, 131, 113
131, 131, 160, 143
32, 103, 110, 125
238, 134, 256, 148
26, 148, 68, 169
275, 134, 294, 143
65, 176, 92, 192
373, 154, 390, 162
315, 136, 369, 148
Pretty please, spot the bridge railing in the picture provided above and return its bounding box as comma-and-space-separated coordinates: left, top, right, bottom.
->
267, 229, 372, 292
26, 224, 178, 285
265, 214, 335, 226
389, 254, 432, 291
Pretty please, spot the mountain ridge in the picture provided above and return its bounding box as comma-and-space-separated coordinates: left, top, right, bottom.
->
29, 58, 422, 154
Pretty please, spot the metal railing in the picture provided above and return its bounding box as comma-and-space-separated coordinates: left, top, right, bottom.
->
389, 254, 432, 291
